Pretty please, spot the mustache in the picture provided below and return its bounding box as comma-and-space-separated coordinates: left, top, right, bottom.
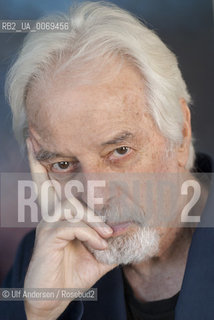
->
93, 196, 146, 226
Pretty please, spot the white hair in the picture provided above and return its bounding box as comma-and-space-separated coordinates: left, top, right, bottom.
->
5, 1, 195, 169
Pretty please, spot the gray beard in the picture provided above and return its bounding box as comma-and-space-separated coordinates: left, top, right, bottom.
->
85, 193, 160, 265
85, 225, 160, 265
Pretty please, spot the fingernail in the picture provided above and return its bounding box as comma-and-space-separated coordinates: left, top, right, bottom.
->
102, 225, 113, 235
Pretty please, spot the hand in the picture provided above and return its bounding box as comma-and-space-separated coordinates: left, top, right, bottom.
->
24, 138, 116, 320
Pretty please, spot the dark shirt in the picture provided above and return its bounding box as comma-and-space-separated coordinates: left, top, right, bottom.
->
122, 271, 179, 320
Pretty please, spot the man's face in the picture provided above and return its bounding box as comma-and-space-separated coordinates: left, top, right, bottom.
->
26, 60, 185, 264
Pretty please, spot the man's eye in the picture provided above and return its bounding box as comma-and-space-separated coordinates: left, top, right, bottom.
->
51, 161, 74, 173
110, 146, 131, 160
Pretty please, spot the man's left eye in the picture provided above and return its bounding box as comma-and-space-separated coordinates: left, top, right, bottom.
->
110, 146, 131, 159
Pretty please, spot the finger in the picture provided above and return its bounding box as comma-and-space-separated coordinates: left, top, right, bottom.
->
82, 205, 113, 237
44, 220, 109, 250
26, 138, 57, 209
56, 197, 113, 238
26, 138, 47, 181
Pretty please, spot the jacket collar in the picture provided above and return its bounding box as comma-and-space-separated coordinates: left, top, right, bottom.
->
175, 152, 214, 319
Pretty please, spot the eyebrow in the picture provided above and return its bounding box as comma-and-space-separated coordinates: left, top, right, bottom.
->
101, 131, 134, 146
35, 150, 74, 162
35, 131, 134, 162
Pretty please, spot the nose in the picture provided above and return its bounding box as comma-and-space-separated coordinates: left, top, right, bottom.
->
73, 161, 113, 213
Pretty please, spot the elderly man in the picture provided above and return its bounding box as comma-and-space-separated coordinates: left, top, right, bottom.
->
1, 2, 214, 320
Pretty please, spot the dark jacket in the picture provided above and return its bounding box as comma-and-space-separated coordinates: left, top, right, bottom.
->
1, 153, 214, 320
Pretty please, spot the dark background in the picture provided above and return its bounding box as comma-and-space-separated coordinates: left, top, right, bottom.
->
0, 0, 213, 284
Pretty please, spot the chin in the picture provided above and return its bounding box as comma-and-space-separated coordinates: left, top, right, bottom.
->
85, 226, 160, 265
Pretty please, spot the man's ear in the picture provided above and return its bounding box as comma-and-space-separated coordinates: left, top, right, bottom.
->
177, 98, 192, 168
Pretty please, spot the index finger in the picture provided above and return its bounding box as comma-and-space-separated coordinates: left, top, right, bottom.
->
26, 138, 57, 210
